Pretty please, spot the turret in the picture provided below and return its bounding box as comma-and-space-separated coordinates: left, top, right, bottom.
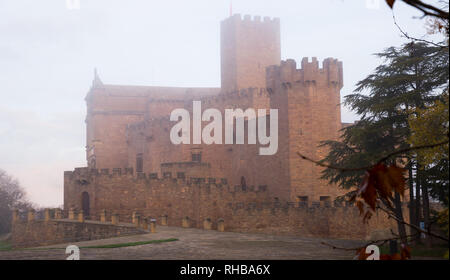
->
266, 57, 343, 89
221, 14, 281, 92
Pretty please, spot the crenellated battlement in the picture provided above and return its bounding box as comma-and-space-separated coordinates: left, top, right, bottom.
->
228, 200, 355, 212
127, 115, 171, 131
266, 57, 343, 89
146, 98, 186, 104
199, 87, 270, 110
225, 14, 280, 24
64, 167, 269, 195
119, 87, 271, 110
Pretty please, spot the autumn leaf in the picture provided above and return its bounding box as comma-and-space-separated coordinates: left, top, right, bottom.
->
386, 165, 405, 196
370, 163, 393, 202
363, 211, 373, 224
356, 248, 369, 260
356, 200, 364, 215
400, 244, 411, 260
380, 253, 401, 260
372, 163, 405, 200
379, 245, 411, 260
353, 163, 406, 223
358, 164, 406, 208
356, 245, 411, 260
360, 171, 377, 211
386, 0, 396, 8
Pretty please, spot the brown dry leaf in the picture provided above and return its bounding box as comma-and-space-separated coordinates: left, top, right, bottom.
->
386, 0, 396, 8
356, 248, 369, 260
371, 163, 393, 201
360, 172, 377, 211
386, 165, 406, 196
356, 200, 364, 215
378, 245, 411, 260
356, 164, 406, 224
380, 253, 403, 260
363, 211, 373, 223
400, 245, 411, 260
356, 171, 370, 197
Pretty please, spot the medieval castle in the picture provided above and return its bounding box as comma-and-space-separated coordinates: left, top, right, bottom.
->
62, 15, 395, 239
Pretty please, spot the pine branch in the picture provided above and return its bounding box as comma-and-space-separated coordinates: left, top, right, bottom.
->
375, 138, 449, 165
295, 152, 368, 172
297, 138, 449, 172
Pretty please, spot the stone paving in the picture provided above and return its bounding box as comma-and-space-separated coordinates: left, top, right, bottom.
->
0, 226, 366, 260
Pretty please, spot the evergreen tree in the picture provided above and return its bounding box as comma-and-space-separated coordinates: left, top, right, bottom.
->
320, 42, 449, 243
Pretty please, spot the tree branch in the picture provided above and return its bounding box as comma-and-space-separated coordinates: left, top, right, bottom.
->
295, 152, 368, 172
321, 231, 419, 252
374, 138, 449, 165
400, 0, 449, 20
392, 12, 448, 49
377, 206, 449, 242
297, 138, 449, 172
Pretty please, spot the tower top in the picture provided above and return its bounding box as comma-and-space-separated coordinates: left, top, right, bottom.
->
92, 68, 103, 88
223, 13, 280, 23
220, 14, 281, 92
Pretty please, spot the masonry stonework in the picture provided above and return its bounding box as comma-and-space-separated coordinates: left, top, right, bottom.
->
11, 209, 147, 248
63, 14, 401, 240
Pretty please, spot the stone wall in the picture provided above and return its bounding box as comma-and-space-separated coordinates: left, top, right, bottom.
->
225, 202, 400, 240
85, 83, 220, 170
62, 14, 404, 243
145, 200, 399, 241
64, 168, 401, 240
11, 209, 148, 248
64, 167, 271, 223
82, 14, 348, 204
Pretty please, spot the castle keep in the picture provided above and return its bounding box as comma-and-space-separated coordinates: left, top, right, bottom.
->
63, 15, 395, 239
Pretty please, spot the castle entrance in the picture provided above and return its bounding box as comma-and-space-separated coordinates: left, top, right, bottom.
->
81, 192, 90, 217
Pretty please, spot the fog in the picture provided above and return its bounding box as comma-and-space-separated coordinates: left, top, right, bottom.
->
0, 0, 444, 206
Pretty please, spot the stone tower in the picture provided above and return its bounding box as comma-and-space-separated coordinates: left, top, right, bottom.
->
266, 58, 344, 202
220, 14, 281, 92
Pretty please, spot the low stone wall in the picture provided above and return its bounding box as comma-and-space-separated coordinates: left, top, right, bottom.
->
148, 202, 405, 241
225, 204, 399, 240
11, 209, 148, 248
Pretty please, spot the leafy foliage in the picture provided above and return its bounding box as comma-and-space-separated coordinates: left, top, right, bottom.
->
320, 42, 449, 236
437, 208, 449, 258
351, 163, 406, 223
408, 93, 449, 165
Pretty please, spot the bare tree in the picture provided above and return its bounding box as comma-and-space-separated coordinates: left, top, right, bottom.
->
0, 169, 33, 234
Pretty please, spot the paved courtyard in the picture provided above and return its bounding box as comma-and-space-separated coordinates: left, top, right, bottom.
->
0, 226, 366, 260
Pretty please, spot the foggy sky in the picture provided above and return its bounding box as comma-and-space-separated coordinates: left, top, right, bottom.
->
0, 0, 444, 206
